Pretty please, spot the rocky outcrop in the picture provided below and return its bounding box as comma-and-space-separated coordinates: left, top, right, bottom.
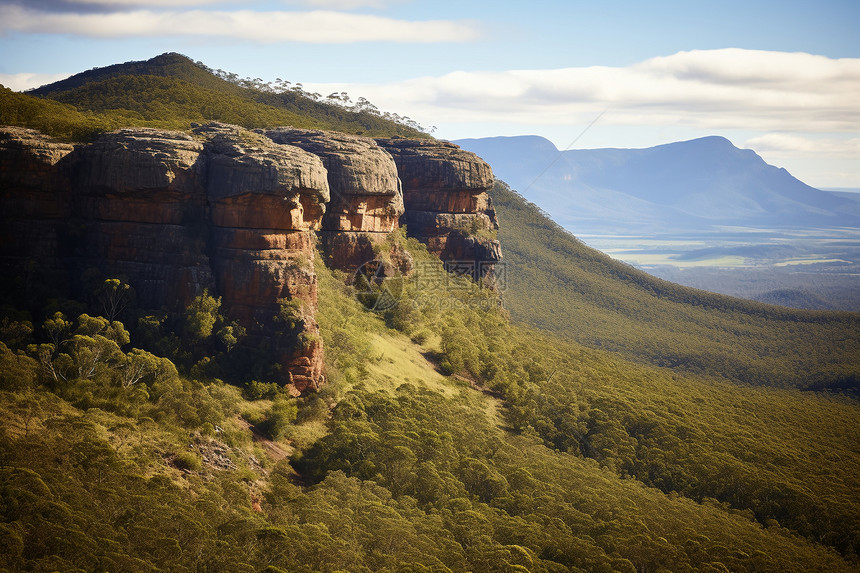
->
195, 124, 330, 392
376, 138, 502, 289
264, 128, 407, 273
0, 123, 502, 393
0, 127, 75, 298
71, 128, 213, 308
0, 127, 75, 187
0, 123, 331, 393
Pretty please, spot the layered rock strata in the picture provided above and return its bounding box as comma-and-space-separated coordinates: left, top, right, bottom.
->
1, 123, 502, 393
264, 128, 409, 273
0, 128, 75, 297
0, 124, 331, 393
376, 138, 502, 289
195, 124, 330, 391
71, 127, 214, 308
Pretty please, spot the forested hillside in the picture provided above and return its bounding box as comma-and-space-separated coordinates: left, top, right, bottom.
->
490, 181, 860, 390
1, 237, 858, 572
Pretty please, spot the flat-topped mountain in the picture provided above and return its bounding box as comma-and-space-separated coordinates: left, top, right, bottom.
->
455, 135, 860, 233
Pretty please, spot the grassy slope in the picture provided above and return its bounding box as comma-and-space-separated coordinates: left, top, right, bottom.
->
319, 236, 860, 560
490, 180, 860, 388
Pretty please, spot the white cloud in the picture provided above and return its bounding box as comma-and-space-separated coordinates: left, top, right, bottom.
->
0, 4, 479, 43
0, 72, 71, 91
640, 48, 854, 87
301, 49, 860, 134
1, 0, 230, 10
281, 0, 403, 8
66, 0, 229, 5
744, 134, 860, 158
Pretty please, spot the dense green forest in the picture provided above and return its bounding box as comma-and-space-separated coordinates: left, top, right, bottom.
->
0, 52, 427, 141
490, 181, 860, 390
1, 230, 858, 571
2, 53, 859, 571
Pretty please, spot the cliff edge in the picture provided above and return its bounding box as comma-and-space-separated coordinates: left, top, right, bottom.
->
0, 123, 500, 392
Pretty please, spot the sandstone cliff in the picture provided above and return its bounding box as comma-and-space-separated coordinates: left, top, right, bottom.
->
0, 123, 500, 392
0, 128, 75, 297
376, 138, 503, 289
195, 123, 330, 391
72, 127, 213, 308
263, 128, 406, 272
1, 124, 331, 393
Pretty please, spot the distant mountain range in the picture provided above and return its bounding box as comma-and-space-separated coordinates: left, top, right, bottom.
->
453, 135, 860, 234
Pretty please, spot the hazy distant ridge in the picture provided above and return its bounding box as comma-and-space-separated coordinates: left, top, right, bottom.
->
454, 135, 860, 233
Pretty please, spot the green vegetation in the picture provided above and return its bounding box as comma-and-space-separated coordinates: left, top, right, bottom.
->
490, 180, 860, 390
1, 52, 429, 141
346, 233, 860, 560
1, 239, 858, 571
1, 57, 859, 569
0, 85, 119, 141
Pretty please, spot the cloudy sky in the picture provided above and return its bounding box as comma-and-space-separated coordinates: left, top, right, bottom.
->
1, 0, 858, 187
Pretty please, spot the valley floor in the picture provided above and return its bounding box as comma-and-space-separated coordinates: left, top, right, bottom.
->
578, 227, 860, 310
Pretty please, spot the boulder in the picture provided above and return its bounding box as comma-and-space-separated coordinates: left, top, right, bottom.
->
74, 127, 203, 196
196, 123, 329, 230
375, 138, 494, 192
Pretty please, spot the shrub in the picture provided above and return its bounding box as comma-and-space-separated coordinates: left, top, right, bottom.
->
173, 451, 202, 471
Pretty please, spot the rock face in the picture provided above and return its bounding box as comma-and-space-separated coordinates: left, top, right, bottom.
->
264, 128, 406, 273
0, 123, 501, 393
71, 127, 213, 308
0, 127, 75, 298
376, 138, 502, 289
0, 123, 331, 393
195, 124, 330, 392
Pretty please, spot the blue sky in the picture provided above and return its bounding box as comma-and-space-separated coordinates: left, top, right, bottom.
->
1, 0, 858, 187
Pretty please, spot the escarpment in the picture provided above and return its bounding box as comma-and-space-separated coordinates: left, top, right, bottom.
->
263, 128, 409, 273
71, 128, 213, 307
376, 138, 503, 289
0, 128, 75, 294
0, 123, 500, 392
1, 124, 330, 393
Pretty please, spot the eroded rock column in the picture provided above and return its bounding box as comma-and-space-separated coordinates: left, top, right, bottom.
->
196, 123, 330, 392
376, 138, 503, 289
265, 128, 410, 274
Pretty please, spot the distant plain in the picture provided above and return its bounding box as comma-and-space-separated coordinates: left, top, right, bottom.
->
581, 225, 860, 310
